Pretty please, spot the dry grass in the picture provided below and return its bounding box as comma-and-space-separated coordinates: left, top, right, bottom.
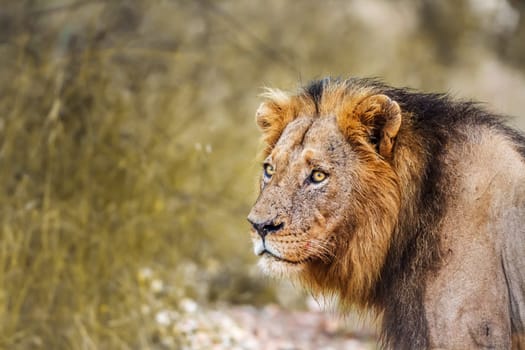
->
0, 3, 269, 348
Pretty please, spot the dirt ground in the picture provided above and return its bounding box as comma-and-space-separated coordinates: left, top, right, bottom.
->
169, 301, 378, 350
227, 305, 378, 350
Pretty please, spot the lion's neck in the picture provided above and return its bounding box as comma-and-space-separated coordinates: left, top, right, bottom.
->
372, 123, 449, 349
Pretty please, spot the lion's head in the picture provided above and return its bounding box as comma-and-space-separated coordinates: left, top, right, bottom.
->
248, 79, 404, 303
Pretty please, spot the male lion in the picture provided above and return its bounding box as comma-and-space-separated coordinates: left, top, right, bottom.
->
247, 78, 525, 349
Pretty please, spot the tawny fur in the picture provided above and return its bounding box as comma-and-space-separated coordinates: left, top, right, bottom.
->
248, 78, 525, 349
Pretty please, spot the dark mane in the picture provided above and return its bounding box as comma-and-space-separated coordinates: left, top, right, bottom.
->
303, 77, 331, 115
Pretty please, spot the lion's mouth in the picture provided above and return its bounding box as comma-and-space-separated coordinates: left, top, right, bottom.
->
260, 249, 309, 265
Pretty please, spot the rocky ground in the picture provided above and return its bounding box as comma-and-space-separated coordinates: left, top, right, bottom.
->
157, 299, 378, 350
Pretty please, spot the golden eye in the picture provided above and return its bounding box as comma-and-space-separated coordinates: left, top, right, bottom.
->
264, 164, 275, 178
310, 170, 327, 183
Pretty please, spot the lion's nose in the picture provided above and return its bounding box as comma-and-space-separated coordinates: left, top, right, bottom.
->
247, 218, 284, 239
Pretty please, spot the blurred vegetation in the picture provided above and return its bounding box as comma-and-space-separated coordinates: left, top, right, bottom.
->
0, 0, 524, 348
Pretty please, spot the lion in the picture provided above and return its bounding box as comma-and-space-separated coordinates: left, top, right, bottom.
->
247, 77, 525, 349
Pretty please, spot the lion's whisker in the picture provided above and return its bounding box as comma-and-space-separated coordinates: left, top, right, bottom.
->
306, 238, 335, 263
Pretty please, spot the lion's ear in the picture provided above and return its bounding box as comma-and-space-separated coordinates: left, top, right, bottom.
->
339, 94, 402, 159
255, 91, 296, 155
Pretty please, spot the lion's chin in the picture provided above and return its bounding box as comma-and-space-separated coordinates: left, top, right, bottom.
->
257, 253, 306, 278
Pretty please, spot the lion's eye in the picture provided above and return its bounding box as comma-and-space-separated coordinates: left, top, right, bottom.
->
310, 170, 327, 183
264, 164, 275, 178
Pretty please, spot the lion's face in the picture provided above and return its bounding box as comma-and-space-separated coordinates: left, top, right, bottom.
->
248, 115, 357, 276
247, 83, 403, 300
